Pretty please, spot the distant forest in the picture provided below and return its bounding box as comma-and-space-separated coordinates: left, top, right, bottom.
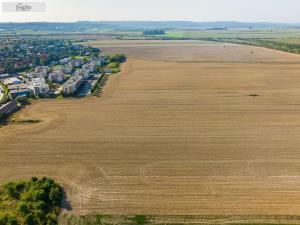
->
143, 30, 166, 35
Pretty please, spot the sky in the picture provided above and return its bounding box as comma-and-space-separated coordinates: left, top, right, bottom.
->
0, 0, 300, 23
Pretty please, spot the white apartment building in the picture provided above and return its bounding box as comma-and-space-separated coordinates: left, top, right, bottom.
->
62, 75, 83, 95
28, 78, 50, 96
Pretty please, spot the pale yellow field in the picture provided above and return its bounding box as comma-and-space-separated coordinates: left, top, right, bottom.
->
87, 40, 300, 62
2, 42, 300, 217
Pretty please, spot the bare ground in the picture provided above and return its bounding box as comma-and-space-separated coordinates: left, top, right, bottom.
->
2, 43, 300, 219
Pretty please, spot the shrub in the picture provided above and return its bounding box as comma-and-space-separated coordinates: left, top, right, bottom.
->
131, 215, 148, 225
31, 177, 38, 183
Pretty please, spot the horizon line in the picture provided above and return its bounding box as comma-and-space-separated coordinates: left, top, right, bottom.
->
0, 20, 300, 24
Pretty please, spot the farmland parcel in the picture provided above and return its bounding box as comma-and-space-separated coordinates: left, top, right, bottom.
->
2, 41, 300, 220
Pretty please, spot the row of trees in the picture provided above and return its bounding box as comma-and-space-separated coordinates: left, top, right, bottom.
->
204, 38, 300, 55
95, 54, 126, 74
143, 29, 166, 35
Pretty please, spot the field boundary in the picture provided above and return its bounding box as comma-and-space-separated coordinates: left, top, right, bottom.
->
60, 214, 300, 225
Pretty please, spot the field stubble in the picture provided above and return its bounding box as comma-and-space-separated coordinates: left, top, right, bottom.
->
2, 42, 300, 220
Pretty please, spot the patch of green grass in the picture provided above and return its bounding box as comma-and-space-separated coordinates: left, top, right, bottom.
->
56, 94, 64, 100
164, 31, 185, 39
129, 215, 148, 225
107, 62, 120, 69
111, 68, 120, 73
172, 29, 300, 39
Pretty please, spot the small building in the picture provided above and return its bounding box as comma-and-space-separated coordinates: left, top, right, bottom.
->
2, 77, 22, 86
0, 100, 19, 115
7, 83, 30, 98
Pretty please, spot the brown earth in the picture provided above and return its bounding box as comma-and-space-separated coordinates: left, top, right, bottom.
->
2, 42, 300, 218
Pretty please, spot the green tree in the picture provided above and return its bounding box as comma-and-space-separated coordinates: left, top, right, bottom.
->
47, 80, 54, 90
32, 189, 46, 202
18, 201, 29, 215
24, 214, 35, 225
4, 183, 18, 199
7, 217, 18, 225
49, 187, 62, 205
110, 54, 126, 63
0, 215, 7, 225
34, 201, 46, 210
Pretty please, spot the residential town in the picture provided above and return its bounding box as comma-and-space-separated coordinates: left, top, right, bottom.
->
0, 39, 100, 74
1, 55, 107, 97
0, 39, 126, 123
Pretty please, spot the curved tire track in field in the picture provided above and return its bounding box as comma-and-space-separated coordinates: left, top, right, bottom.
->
59, 163, 121, 214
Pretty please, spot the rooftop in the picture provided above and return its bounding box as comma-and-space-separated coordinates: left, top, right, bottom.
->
63, 75, 82, 87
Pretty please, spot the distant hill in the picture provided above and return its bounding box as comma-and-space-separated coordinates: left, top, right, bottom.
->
1, 21, 300, 31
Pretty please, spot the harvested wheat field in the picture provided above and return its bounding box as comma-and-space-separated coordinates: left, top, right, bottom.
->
2, 41, 300, 218
86, 40, 300, 62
